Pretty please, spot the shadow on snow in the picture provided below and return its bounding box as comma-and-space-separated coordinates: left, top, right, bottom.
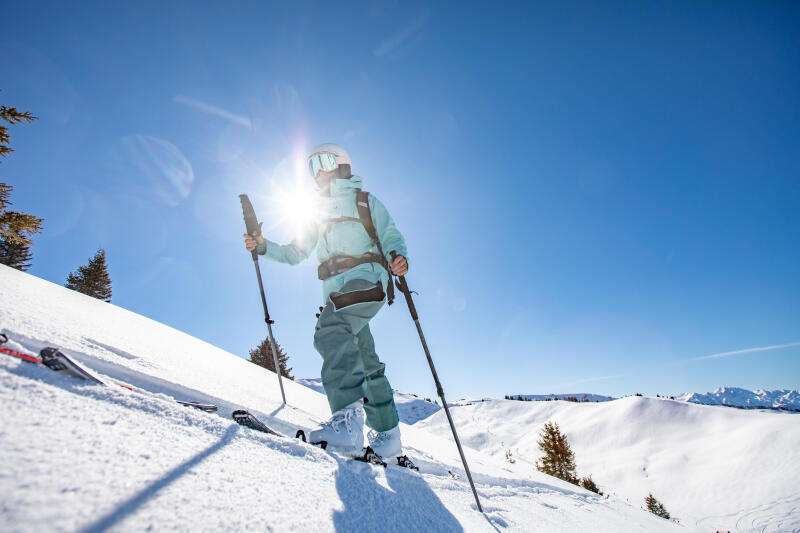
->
332, 455, 464, 533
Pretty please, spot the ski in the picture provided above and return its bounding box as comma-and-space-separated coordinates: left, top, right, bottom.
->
232, 409, 284, 437
177, 401, 218, 413
296, 428, 417, 469
1, 335, 217, 413
40, 346, 105, 383
237, 411, 391, 468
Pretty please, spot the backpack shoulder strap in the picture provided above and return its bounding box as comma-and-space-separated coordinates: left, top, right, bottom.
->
355, 190, 394, 305
356, 190, 378, 243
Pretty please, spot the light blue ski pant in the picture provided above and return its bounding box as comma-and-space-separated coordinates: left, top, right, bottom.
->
313, 279, 400, 432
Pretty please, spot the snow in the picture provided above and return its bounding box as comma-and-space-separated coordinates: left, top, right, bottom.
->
677, 386, 800, 411
0, 263, 748, 531
416, 396, 800, 532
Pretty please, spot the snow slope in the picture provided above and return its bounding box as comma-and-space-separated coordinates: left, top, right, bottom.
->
677, 386, 800, 411
0, 265, 683, 532
416, 396, 800, 532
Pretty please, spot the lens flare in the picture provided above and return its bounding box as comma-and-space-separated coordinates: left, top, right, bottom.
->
110, 135, 194, 207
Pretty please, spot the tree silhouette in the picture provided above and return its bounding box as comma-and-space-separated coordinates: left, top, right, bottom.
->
249, 337, 293, 379
65, 248, 112, 302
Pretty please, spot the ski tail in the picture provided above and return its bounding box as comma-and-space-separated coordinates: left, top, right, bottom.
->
39, 347, 105, 384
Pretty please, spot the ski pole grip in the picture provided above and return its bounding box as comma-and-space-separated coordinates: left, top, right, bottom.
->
239, 194, 262, 237
390, 251, 419, 321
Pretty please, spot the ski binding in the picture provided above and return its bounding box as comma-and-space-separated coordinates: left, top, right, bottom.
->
294, 429, 328, 450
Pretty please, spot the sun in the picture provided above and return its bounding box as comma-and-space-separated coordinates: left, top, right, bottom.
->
269, 177, 322, 238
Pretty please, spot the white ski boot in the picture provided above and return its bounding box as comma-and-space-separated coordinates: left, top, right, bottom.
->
367, 425, 403, 458
367, 426, 419, 470
307, 400, 365, 450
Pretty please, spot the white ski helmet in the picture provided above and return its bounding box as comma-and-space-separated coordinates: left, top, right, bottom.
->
307, 143, 351, 177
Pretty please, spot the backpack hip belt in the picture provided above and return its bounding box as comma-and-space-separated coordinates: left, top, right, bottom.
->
318, 253, 385, 281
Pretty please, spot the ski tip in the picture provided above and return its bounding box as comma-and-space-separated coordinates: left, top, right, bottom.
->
295, 429, 306, 442
0, 333, 8, 344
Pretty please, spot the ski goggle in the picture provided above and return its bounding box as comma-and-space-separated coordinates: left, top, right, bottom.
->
308, 152, 339, 177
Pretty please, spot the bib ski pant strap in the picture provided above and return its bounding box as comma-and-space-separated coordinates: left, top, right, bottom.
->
313, 279, 400, 432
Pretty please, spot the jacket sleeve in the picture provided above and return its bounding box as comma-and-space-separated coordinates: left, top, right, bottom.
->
257, 222, 318, 265
369, 194, 408, 263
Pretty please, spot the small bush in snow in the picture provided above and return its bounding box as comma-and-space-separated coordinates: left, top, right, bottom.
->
580, 475, 602, 495
645, 493, 671, 519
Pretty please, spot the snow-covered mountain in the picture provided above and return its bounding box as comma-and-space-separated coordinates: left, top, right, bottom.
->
417, 394, 800, 532
0, 265, 684, 532
677, 386, 800, 411
507, 393, 615, 402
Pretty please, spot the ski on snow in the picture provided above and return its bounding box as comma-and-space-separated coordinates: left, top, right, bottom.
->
1, 334, 217, 413
232, 409, 417, 470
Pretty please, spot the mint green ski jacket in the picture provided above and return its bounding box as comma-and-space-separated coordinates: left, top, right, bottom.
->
256, 175, 408, 304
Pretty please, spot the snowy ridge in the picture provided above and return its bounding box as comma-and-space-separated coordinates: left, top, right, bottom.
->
507, 393, 615, 402
0, 265, 684, 532
677, 386, 800, 411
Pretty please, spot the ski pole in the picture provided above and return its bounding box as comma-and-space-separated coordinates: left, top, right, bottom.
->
239, 194, 287, 405
390, 251, 483, 513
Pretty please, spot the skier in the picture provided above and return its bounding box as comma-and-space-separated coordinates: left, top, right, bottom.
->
243, 143, 409, 463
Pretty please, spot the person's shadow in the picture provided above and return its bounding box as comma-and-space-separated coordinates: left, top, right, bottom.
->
332, 456, 465, 532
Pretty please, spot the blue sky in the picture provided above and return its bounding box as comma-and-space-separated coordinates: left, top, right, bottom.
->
3, 1, 798, 399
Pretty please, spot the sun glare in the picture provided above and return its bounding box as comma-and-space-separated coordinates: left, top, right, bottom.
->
269, 177, 321, 238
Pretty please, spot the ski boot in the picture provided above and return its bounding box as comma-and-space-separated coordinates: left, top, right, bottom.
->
367, 426, 419, 471
307, 400, 365, 450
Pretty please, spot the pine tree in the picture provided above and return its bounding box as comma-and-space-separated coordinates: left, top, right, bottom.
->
0, 238, 32, 270
1, 96, 43, 269
645, 493, 671, 519
249, 337, 293, 379
65, 248, 112, 302
1, 183, 43, 257
536, 421, 578, 484
1, 94, 37, 160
